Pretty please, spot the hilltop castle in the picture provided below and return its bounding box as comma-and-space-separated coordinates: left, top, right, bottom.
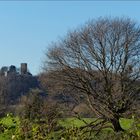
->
0, 63, 31, 76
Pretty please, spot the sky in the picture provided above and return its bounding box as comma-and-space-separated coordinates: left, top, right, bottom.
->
0, 1, 140, 75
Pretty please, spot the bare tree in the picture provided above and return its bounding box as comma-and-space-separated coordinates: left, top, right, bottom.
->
44, 17, 140, 132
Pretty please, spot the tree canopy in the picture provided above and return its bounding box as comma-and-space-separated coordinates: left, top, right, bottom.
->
44, 17, 140, 131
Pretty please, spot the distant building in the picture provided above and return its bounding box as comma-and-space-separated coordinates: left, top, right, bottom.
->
21, 63, 28, 75
0, 63, 30, 77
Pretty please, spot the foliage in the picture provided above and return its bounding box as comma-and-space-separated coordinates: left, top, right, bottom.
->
0, 114, 140, 140
21, 88, 45, 121
0, 69, 39, 116
14, 88, 62, 140
59, 127, 89, 140
0, 114, 19, 140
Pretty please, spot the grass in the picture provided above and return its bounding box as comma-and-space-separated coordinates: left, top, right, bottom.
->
120, 118, 134, 130
59, 117, 134, 130
58, 118, 95, 128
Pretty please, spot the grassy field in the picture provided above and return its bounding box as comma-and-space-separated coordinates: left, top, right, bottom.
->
0, 115, 138, 140
59, 118, 95, 128
59, 117, 134, 130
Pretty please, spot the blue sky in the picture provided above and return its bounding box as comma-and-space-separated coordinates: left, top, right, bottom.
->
0, 1, 140, 75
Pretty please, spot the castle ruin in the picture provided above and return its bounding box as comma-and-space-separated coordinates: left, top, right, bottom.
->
0, 63, 30, 76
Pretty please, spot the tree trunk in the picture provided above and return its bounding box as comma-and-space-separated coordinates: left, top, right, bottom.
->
111, 117, 124, 132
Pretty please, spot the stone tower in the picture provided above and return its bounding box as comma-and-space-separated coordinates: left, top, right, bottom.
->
21, 63, 27, 75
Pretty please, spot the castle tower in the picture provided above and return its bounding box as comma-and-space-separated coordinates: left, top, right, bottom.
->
9, 65, 16, 73
21, 63, 27, 75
